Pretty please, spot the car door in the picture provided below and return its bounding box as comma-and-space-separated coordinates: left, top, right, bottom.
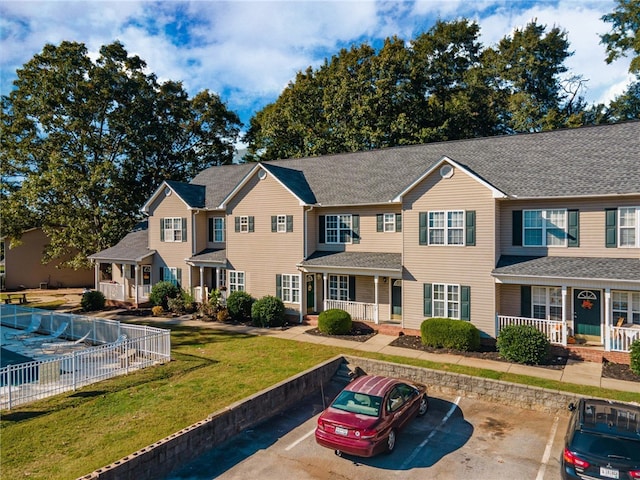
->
386, 385, 415, 430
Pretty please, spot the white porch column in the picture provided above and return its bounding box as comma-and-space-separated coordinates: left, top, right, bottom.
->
94, 262, 100, 290
134, 265, 139, 306
215, 267, 220, 289
374, 276, 379, 324
561, 285, 568, 345
199, 266, 205, 303
604, 288, 611, 351
323, 273, 328, 311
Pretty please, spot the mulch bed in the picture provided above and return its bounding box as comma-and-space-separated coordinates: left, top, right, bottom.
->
602, 360, 640, 383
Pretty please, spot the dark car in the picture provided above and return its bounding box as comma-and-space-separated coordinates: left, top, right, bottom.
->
315, 374, 428, 457
561, 398, 640, 480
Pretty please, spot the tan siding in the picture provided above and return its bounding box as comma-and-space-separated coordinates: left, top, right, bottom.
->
499, 196, 640, 257
402, 166, 497, 336
226, 171, 304, 311
194, 211, 208, 254
354, 276, 390, 314
498, 284, 521, 317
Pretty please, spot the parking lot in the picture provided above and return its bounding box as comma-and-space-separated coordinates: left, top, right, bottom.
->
165, 385, 570, 480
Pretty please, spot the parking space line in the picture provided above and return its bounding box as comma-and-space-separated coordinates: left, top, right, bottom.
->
535, 416, 559, 480
398, 396, 461, 471
285, 427, 316, 451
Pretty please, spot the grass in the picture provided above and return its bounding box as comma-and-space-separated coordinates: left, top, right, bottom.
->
1, 322, 637, 480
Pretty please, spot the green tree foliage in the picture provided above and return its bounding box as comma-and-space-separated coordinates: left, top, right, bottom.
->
1, 41, 241, 268
601, 0, 640, 74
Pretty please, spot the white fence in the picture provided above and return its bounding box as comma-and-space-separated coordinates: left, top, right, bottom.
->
325, 300, 378, 323
0, 305, 171, 409
609, 325, 640, 352
496, 315, 566, 346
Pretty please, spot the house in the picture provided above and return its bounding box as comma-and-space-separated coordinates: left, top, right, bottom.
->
1, 228, 94, 290
88, 121, 640, 355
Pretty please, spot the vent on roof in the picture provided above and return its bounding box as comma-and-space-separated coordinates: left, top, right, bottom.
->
164, 187, 171, 196
440, 165, 454, 179
258, 170, 267, 180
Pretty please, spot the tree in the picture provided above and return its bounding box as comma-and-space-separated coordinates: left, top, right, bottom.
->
1, 41, 241, 268
601, 0, 640, 74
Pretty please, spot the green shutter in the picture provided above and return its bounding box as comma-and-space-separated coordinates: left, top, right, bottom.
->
377, 214, 383, 232
423, 284, 432, 317
208, 218, 214, 242
276, 274, 282, 299
520, 285, 531, 317
465, 211, 476, 246
605, 208, 617, 248
348, 276, 356, 301
396, 213, 402, 232
460, 286, 470, 321
352, 214, 360, 244
568, 209, 579, 247
271, 216, 277, 232
160, 218, 165, 242
419, 212, 427, 245
286, 215, 293, 232
248, 216, 255, 232
319, 216, 325, 244
181, 218, 187, 242
235, 216, 240, 233
512, 211, 522, 246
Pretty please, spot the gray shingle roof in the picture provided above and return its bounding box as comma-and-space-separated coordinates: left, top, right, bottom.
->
165, 180, 206, 208
89, 222, 153, 262
191, 121, 640, 206
188, 248, 227, 265
299, 251, 402, 272
493, 255, 640, 282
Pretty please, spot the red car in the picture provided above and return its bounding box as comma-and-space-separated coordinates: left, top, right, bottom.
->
315, 374, 428, 457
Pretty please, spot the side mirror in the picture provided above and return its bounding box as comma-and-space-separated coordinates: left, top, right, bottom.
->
568, 402, 577, 412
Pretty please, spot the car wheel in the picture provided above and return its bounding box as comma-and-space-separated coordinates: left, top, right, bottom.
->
386, 429, 396, 453
418, 395, 428, 416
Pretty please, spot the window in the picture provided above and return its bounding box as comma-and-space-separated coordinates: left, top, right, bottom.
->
217, 268, 226, 289
209, 217, 225, 243
523, 209, 567, 246
329, 275, 349, 301
326, 214, 352, 244
162, 267, 180, 286
229, 271, 245, 292
613, 291, 640, 325
280, 274, 300, 303
239, 216, 249, 233
277, 215, 287, 232
383, 213, 396, 232
162, 217, 185, 242
272, 215, 293, 233
428, 211, 464, 245
235, 216, 254, 233
619, 207, 639, 247
433, 284, 460, 318
531, 286, 562, 320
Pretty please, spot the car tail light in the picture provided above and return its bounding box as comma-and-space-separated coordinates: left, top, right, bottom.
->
629, 470, 640, 479
563, 448, 590, 469
357, 428, 378, 439
317, 418, 325, 431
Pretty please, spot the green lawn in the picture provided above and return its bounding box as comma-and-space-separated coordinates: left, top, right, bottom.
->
0, 323, 636, 480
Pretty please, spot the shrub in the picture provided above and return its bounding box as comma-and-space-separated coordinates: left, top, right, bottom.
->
217, 308, 230, 323
167, 295, 185, 314
497, 324, 550, 365
226, 290, 254, 321
318, 309, 352, 335
251, 295, 286, 327
151, 305, 164, 317
149, 281, 180, 310
630, 339, 640, 376
420, 318, 480, 351
81, 290, 105, 311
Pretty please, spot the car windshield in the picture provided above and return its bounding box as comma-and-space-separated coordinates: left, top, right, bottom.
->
331, 390, 382, 417
572, 432, 640, 463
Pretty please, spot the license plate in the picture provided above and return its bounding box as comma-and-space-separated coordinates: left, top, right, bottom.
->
334, 426, 348, 436
600, 467, 619, 479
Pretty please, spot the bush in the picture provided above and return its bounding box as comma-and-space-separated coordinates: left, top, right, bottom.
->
81, 290, 105, 311
318, 309, 352, 335
149, 281, 180, 310
226, 290, 254, 321
497, 324, 550, 365
630, 339, 640, 376
167, 295, 185, 314
420, 318, 480, 351
217, 308, 230, 323
151, 305, 164, 317
251, 295, 286, 327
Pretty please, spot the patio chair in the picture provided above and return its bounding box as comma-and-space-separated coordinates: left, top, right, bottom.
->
4, 314, 42, 341
41, 331, 92, 354
23, 322, 69, 345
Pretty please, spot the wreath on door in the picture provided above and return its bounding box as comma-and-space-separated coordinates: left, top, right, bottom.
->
581, 299, 593, 310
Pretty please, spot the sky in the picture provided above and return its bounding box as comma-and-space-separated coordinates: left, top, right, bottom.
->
0, 0, 634, 131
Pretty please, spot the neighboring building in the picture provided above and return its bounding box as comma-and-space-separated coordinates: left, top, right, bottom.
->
89, 122, 640, 353
2, 228, 94, 290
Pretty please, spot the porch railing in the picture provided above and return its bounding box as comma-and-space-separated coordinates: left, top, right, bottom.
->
137, 285, 151, 302
325, 300, 377, 323
496, 315, 566, 346
609, 325, 640, 352
98, 282, 125, 302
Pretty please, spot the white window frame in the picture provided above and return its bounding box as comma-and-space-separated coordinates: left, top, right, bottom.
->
163, 267, 179, 286
433, 283, 460, 318
281, 273, 301, 303
523, 209, 567, 247
239, 216, 249, 233
328, 274, 349, 301
163, 217, 183, 242
277, 215, 287, 233
612, 291, 640, 325
229, 270, 245, 292
532, 286, 562, 320
217, 268, 226, 289
326, 214, 352, 244
383, 213, 396, 233
618, 207, 639, 247
428, 211, 464, 245
213, 217, 225, 243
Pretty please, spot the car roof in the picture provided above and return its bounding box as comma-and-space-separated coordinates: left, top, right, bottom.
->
576, 398, 640, 440
346, 375, 401, 397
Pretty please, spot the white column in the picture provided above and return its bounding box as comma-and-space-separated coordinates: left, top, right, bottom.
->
199, 266, 205, 303
604, 288, 611, 351
134, 265, 139, 306
323, 273, 328, 311
374, 276, 379, 324
561, 285, 567, 345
